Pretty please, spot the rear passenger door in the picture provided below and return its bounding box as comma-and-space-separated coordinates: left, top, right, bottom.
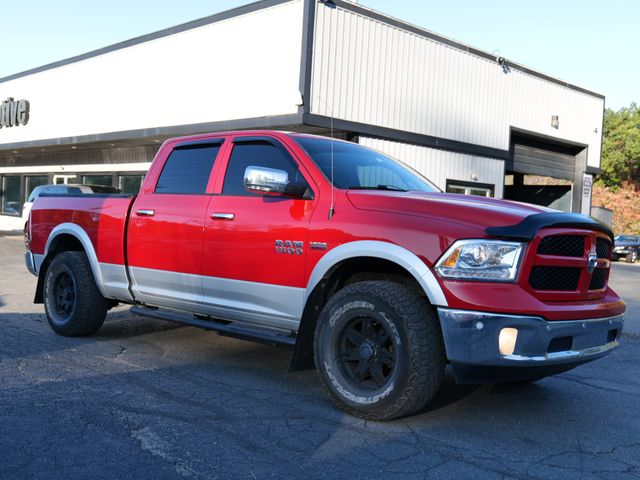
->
127, 139, 224, 309
201, 136, 317, 330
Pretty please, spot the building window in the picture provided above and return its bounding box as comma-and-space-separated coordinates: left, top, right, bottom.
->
53, 174, 78, 185
119, 175, 144, 194
446, 180, 494, 197
82, 174, 114, 186
25, 175, 50, 202
1, 176, 22, 216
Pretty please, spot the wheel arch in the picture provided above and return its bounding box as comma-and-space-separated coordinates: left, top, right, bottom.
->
290, 240, 447, 371
34, 223, 109, 303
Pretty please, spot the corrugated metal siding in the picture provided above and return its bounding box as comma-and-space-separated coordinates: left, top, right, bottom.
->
359, 136, 505, 198
311, 4, 604, 168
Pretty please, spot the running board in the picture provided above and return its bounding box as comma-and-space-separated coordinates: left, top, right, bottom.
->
130, 306, 296, 348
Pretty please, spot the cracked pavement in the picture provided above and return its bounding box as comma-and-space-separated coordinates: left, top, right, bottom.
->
1, 235, 639, 479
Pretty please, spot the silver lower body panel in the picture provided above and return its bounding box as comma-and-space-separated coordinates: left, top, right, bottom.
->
129, 266, 304, 331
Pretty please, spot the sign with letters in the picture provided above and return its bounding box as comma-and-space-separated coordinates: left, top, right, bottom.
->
0, 97, 30, 129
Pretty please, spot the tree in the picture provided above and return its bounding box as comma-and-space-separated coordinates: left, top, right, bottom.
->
598, 103, 640, 189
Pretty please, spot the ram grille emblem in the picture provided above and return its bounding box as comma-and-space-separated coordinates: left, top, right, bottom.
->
587, 252, 597, 274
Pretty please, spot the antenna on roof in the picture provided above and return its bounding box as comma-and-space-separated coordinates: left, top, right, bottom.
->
317, 0, 339, 220
314, 95, 336, 220
329, 114, 335, 220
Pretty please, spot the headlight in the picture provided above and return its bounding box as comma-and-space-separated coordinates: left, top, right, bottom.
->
435, 239, 525, 282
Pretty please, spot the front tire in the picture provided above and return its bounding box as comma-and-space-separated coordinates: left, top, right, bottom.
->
314, 281, 444, 421
44, 251, 108, 336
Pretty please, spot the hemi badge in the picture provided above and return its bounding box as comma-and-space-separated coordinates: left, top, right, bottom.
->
310, 242, 328, 251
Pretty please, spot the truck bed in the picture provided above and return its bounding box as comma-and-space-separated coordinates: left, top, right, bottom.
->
30, 193, 134, 264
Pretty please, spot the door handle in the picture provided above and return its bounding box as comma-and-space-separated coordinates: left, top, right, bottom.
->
211, 212, 235, 220
136, 209, 155, 217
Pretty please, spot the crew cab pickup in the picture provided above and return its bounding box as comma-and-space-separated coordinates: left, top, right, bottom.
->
25, 131, 625, 420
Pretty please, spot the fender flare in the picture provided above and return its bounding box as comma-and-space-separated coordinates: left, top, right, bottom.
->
305, 240, 448, 307
42, 223, 111, 299
290, 240, 448, 371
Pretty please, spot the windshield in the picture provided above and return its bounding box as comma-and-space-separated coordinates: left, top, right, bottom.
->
292, 136, 439, 192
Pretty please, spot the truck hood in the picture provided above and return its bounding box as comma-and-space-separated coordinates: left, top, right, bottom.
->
346, 190, 550, 231
345, 190, 614, 241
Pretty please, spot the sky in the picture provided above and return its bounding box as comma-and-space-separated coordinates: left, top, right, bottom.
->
0, 0, 637, 110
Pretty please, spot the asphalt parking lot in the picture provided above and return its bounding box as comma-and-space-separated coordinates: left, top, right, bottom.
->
1, 234, 639, 479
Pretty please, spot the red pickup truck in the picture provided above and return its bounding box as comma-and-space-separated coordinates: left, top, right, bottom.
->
25, 131, 625, 420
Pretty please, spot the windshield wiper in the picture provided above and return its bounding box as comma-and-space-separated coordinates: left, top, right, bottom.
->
347, 185, 408, 192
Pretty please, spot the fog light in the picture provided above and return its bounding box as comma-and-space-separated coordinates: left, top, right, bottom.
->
499, 328, 518, 355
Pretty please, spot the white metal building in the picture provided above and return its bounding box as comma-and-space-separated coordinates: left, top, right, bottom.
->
0, 0, 604, 230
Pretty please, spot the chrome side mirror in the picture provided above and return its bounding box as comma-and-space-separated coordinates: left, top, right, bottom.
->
244, 166, 289, 195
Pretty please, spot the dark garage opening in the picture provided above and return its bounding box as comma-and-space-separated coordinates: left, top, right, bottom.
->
504, 131, 587, 213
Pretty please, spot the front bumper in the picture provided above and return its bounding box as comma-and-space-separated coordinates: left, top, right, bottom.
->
437, 308, 624, 383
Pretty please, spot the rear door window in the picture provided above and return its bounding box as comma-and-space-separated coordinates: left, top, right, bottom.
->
156, 143, 222, 194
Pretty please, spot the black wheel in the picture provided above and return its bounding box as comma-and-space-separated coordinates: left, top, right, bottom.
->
314, 281, 445, 421
44, 251, 108, 336
626, 251, 637, 263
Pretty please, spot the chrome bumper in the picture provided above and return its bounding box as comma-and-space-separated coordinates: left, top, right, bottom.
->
437, 308, 624, 370
25, 251, 37, 276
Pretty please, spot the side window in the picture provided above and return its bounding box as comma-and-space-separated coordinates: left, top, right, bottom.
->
222, 140, 307, 196
155, 144, 221, 194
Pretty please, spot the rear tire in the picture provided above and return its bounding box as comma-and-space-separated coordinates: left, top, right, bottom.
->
314, 281, 444, 421
44, 251, 108, 336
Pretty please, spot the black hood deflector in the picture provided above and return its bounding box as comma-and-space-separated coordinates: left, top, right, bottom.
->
485, 212, 614, 242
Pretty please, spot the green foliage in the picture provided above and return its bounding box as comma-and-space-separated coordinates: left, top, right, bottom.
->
598, 103, 640, 189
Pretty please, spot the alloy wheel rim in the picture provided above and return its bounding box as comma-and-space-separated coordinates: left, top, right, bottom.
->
336, 316, 397, 391
53, 271, 75, 318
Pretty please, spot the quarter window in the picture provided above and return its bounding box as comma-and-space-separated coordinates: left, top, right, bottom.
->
156, 144, 221, 194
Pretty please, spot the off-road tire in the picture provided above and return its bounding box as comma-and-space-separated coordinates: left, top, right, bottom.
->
314, 281, 445, 421
44, 251, 108, 336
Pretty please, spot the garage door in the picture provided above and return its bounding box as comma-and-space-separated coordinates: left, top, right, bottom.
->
511, 144, 576, 181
